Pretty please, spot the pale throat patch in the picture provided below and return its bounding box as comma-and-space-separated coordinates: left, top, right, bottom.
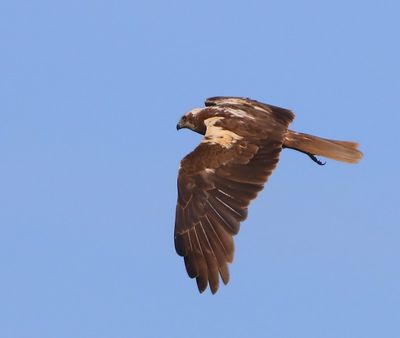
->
202, 117, 243, 148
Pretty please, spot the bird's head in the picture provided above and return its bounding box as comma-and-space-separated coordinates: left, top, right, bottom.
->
176, 108, 209, 135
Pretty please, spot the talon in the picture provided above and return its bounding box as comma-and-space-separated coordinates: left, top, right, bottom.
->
308, 153, 326, 166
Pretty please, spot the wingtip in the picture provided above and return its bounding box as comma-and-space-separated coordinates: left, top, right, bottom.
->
197, 283, 219, 295
210, 287, 219, 295
196, 280, 207, 294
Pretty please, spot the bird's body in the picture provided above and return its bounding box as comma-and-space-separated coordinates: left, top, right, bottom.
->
175, 96, 362, 294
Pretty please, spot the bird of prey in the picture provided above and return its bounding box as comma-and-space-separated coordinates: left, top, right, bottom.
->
175, 96, 362, 294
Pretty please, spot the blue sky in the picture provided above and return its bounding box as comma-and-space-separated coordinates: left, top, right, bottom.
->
1, 1, 399, 337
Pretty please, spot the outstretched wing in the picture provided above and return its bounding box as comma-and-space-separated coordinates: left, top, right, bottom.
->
175, 99, 295, 294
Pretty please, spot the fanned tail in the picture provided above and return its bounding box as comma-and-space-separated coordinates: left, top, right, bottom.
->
284, 130, 363, 164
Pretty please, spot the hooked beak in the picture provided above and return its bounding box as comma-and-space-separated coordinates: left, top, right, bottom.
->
176, 121, 182, 130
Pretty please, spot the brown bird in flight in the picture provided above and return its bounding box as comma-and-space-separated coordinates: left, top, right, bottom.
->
175, 96, 362, 294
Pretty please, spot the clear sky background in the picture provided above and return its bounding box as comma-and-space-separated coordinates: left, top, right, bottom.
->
1, 1, 399, 337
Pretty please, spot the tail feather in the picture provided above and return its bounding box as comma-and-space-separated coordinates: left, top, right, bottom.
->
284, 130, 363, 164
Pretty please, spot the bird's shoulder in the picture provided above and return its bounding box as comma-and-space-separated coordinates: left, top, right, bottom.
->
205, 96, 295, 126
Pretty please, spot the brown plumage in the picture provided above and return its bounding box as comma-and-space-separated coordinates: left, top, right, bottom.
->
175, 96, 362, 294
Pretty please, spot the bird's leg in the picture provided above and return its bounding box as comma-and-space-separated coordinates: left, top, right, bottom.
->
307, 153, 326, 166
283, 146, 326, 166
